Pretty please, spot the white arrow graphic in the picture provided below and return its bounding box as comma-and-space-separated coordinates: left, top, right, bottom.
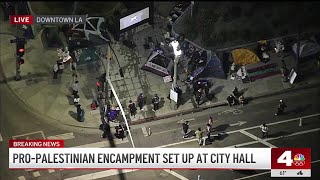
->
177, 118, 196, 124
230, 121, 247, 127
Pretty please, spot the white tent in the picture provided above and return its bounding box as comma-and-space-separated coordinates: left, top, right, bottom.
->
292, 40, 320, 59
69, 16, 110, 44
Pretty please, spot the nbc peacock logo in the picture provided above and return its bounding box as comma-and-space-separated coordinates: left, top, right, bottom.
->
293, 153, 305, 166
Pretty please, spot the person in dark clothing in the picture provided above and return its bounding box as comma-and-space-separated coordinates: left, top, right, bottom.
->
101, 122, 111, 138
152, 94, 160, 112
137, 93, 145, 110
196, 88, 203, 106
204, 83, 210, 99
232, 87, 240, 98
275, 99, 287, 116
182, 121, 190, 138
76, 104, 84, 122
175, 86, 183, 106
115, 125, 125, 140
53, 64, 59, 79
128, 100, 136, 117
227, 95, 237, 106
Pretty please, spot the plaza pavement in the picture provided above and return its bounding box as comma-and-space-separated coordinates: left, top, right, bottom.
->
0, 14, 320, 134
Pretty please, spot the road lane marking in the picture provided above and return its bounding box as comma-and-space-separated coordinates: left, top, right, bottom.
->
18, 176, 26, 180
47, 133, 75, 140
141, 127, 148, 136
64, 169, 138, 180
239, 130, 277, 148
163, 170, 189, 180
226, 141, 260, 148
0, 133, 3, 141
158, 113, 320, 148
177, 118, 195, 124
12, 131, 46, 140
33, 171, 40, 177
71, 138, 129, 148
234, 159, 320, 180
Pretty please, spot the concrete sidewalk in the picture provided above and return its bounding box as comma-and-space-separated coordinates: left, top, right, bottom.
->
1, 17, 320, 134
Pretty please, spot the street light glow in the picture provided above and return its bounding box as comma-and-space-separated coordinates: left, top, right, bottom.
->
171, 40, 182, 57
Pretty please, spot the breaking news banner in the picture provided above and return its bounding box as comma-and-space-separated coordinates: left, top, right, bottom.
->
8, 140, 311, 178
10, 15, 86, 25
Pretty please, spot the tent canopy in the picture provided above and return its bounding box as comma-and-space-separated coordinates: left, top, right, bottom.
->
292, 40, 320, 59
231, 49, 260, 66
198, 53, 226, 79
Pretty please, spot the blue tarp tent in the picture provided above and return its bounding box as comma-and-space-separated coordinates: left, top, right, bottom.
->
198, 53, 226, 79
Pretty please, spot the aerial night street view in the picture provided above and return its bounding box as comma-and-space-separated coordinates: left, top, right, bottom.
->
1, 1, 320, 180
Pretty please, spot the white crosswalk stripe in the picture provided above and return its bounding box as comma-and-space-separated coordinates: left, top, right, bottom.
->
47, 133, 75, 140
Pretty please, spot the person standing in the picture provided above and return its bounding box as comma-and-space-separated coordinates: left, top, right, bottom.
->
152, 94, 160, 112
128, 100, 136, 117
260, 123, 268, 138
275, 99, 287, 116
137, 93, 145, 111
73, 94, 80, 106
208, 116, 214, 127
101, 122, 111, 138
70, 61, 77, 76
72, 81, 79, 96
53, 63, 59, 79
204, 83, 210, 100
195, 88, 203, 106
195, 128, 204, 146
76, 104, 84, 122
182, 121, 190, 138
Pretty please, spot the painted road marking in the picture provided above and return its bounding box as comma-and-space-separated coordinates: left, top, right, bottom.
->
12, 131, 45, 140
163, 170, 189, 180
18, 176, 26, 180
141, 127, 148, 137
239, 130, 277, 148
47, 133, 75, 140
72, 138, 129, 148
230, 121, 247, 127
0, 133, 3, 141
234, 159, 320, 180
158, 113, 320, 148
33, 171, 40, 177
218, 109, 243, 115
177, 118, 196, 124
64, 169, 138, 180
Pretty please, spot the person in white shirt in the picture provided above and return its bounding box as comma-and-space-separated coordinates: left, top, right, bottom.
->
72, 81, 79, 96
53, 64, 59, 79
260, 123, 268, 139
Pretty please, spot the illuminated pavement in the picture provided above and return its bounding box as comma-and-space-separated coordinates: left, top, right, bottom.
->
1, 82, 319, 179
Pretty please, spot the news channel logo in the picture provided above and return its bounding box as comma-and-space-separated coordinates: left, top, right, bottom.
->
293, 153, 305, 166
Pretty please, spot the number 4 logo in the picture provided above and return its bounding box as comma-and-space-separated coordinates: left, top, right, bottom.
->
277, 151, 293, 166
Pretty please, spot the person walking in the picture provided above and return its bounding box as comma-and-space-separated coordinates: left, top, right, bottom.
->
182, 121, 190, 138
195, 88, 203, 106
137, 93, 145, 110
76, 104, 84, 122
206, 123, 212, 141
260, 123, 268, 138
275, 99, 287, 116
195, 128, 204, 146
73, 94, 80, 106
152, 94, 160, 112
204, 83, 210, 100
101, 122, 111, 138
53, 63, 59, 79
72, 81, 79, 96
128, 100, 136, 117
70, 61, 77, 76
208, 116, 214, 127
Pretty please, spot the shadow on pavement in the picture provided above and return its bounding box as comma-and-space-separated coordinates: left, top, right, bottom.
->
68, 110, 78, 121
288, 104, 312, 114
211, 85, 224, 96
214, 124, 230, 132
268, 131, 287, 138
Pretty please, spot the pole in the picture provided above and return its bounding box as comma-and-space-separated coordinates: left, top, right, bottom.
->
107, 78, 135, 148
191, 1, 194, 18
172, 56, 179, 89
105, 44, 111, 104
15, 3, 21, 81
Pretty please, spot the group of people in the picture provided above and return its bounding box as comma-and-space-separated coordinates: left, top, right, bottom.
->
182, 116, 215, 146
126, 93, 162, 118
227, 87, 245, 106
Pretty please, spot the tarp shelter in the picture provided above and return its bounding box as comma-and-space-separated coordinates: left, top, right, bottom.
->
141, 50, 173, 77
292, 40, 320, 59
231, 49, 260, 66
69, 17, 110, 45
198, 53, 226, 79
72, 47, 100, 65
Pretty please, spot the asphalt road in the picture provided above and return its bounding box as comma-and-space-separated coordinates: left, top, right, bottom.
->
0, 78, 319, 180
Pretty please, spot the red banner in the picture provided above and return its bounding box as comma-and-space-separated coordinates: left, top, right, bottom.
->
9, 140, 64, 148
271, 148, 311, 169
10, 15, 33, 25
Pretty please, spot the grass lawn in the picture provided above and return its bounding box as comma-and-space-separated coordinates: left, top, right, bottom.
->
174, 2, 320, 50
